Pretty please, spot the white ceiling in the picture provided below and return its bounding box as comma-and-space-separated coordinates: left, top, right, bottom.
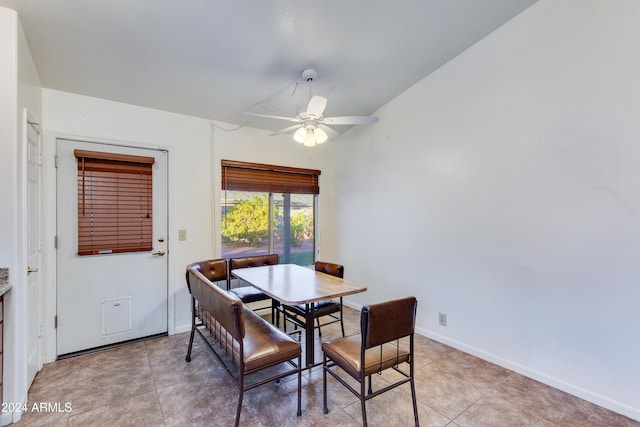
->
2, 0, 537, 134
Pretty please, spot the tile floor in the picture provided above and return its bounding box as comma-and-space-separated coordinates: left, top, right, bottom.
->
14, 306, 640, 426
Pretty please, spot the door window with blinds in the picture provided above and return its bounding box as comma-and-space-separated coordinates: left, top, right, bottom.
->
221, 160, 320, 265
75, 150, 154, 256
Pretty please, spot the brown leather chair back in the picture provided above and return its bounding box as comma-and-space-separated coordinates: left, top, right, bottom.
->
361, 297, 417, 348
314, 261, 344, 278
186, 265, 245, 340
185, 259, 228, 292
229, 253, 279, 270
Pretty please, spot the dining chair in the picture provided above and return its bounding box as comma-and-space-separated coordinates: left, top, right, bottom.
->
228, 254, 278, 318
322, 296, 419, 427
279, 261, 345, 338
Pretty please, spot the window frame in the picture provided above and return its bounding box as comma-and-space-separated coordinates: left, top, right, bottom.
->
220, 160, 320, 264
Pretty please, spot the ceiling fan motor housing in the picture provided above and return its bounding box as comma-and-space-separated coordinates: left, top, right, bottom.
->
302, 68, 317, 82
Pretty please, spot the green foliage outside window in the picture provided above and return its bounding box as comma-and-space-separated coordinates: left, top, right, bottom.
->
289, 210, 313, 246
222, 194, 271, 245
222, 194, 313, 247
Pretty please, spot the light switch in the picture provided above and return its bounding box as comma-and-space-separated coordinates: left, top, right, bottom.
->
178, 229, 187, 241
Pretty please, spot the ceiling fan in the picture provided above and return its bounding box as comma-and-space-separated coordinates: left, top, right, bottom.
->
243, 69, 378, 147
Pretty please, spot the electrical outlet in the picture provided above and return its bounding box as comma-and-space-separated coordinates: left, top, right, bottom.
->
178, 229, 187, 241
439, 313, 447, 326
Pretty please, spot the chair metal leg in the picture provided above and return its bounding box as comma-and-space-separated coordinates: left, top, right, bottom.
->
410, 376, 420, 427
360, 375, 368, 426
323, 354, 329, 414
339, 298, 345, 337
297, 353, 302, 416
367, 375, 372, 395
317, 317, 322, 337
235, 377, 244, 427
410, 334, 420, 426
185, 297, 196, 362
185, 327, 195, 362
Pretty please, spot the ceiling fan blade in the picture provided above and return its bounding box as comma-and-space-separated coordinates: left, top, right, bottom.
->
306, 95, 328, 118
321, 115, 379, 125
318, 124, 340, 140
242, 111, 301, 122
269, 124, 303, 136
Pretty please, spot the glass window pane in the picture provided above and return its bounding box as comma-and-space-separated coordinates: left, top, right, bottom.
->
221, 190, 315, 266
273, 193, 315, 266
221, 191, 270, 258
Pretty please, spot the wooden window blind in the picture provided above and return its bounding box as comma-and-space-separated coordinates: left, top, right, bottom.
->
75, 149, 155, 256
221, 159, 321, 194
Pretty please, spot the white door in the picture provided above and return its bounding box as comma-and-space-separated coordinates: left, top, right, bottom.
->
26, 114, 42, 385
56, 139, 168, 356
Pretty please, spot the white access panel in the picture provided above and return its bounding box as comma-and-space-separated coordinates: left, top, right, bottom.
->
103, 296, 131, 337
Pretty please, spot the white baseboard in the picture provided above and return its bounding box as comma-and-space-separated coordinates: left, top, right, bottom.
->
342, 300, 362, 311
173, 323, 192, 335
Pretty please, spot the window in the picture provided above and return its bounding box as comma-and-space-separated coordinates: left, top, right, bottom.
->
75, 150, 154, 255
221, 160, 320, 265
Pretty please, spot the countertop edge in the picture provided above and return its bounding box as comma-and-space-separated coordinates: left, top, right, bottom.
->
0, 283, 12, 297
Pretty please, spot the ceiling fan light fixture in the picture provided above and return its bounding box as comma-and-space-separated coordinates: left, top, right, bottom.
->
303, 128, 316, 147
314, 127, 328, 144
293, 127, 306, 143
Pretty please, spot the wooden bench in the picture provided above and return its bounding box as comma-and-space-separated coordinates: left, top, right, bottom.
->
185, 259, 302, 426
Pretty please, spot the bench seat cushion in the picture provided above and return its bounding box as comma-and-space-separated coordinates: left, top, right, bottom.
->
242, 307, 300, 372
196, 305, 300, 373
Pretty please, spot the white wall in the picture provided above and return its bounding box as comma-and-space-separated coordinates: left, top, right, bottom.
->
329, 0, 640, 420
42, 89, 330, 353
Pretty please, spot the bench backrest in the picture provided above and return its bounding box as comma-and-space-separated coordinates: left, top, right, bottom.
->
229, 253, 279, 270
315, 261, 344, 278
185, 259, 228, 293
186, 263, 244, 340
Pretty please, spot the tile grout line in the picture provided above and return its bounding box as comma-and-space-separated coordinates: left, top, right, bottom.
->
144, 340, 169, 426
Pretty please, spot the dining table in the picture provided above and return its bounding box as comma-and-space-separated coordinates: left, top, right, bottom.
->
231, 263, 367, 367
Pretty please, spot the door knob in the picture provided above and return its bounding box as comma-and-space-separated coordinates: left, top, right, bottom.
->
152, 250, 166, 256
27, 266, 39, 274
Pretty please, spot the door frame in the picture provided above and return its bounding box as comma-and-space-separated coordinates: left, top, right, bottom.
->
43, 132, 175, 362
24, 110, 43, 385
